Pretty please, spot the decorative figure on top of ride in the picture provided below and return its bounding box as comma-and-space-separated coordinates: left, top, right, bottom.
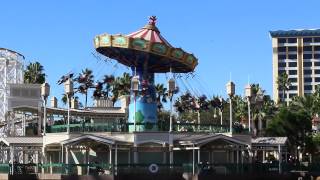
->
128, 67, 157, 132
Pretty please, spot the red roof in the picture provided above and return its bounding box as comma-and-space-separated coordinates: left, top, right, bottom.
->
127, 16, 171, 47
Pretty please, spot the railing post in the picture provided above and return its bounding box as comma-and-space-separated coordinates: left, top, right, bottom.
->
278, 144, 282, 174
192, 144, 195, 175
115, 144, 118, 176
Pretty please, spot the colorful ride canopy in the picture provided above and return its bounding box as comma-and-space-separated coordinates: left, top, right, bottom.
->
94, 16, 198, 73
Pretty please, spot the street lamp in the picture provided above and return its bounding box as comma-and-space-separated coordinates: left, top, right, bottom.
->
219, 97, 224, 131
132, 76, 139, 132
255, 88, 264, 134
245, 85, 252, 132
41, 82, 50, 135
168, 78, 175, 132
226, 81, 235, 134
64, 78, 73, 134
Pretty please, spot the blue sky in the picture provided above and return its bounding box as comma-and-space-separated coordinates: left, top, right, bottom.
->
1, 0, 320, 106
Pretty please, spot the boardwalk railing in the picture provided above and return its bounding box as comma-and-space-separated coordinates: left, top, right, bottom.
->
0, 162, 319, 175
47, 122, 239, 134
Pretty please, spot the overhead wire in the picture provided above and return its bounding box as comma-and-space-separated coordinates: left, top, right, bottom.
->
183, 74, 201, 97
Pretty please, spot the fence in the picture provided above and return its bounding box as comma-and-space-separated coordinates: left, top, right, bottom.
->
47, 122, 238, 134
0, 162, 319, 175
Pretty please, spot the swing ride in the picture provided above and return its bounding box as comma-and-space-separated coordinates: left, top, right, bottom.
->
94, 16, 198, 131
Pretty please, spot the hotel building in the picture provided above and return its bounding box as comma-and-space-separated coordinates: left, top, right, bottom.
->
270, 29, 320, 102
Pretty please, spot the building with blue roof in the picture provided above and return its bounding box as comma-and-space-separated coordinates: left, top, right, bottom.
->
270, 29, 320, 103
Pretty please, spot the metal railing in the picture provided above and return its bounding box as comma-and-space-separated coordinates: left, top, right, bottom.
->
0, 163, 319, 175
47, 122, 238, 134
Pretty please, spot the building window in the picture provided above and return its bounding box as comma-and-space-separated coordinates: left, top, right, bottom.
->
314, 54, 320, 59
304, 85, 313, 90
288, 54, 297, 59
315, 70, 320, 74
289, 93, 297, 98
303, 38, 312, 43
303, 54, 312, 59
278, 38, 286, 43
304, 70, 312, 74
278, 54, 286, 60
304, 77, 312, 82
315, 61, 320, 66
289, 86, 297, 90
289, 62, 297, 67
303, 62, 312, 67
279, 93, 287, 98
305, 93, 313, 96
289, 78, 297, 82
289, 70, 297, 75
278, 47, 286, 52
288, 47, 297, 51
315, 46, 320, 51
278, 70, 286, 74
314, 37, 320, 42
278, 62, 286, 67
288, 38, 297, 43
303, 46, 312, 51
315, 77, 320, 82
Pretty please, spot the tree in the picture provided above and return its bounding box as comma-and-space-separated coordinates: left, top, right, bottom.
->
267, 107, 313, 158
75, 68, 94, 108
174, 92, 192, 113
233, 95, 247, 124
92, 81, 104, 99
290, 95, 317, 118
111, 72, 131, 104
247, 84, 277, 135
277, 72, 291, 103
174, 92, 196, 123
195, 95, 210, 126
103, 75, 115, 98
208, 96, 227, 125
61, 94, 82, 108
24, 62, 46, 84
155, 83, 168, 112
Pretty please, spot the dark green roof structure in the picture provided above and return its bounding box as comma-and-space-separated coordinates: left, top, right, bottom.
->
270, 29, 320, 37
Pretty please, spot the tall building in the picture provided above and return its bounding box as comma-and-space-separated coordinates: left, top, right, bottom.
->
270, 29, 320, 102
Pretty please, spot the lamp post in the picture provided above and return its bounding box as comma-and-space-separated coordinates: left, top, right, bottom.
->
64, 79, 73, 134
255, 88, 264, 133
132, 76, 139, 132
168, 78, 175, 132
41, 82, 50, 135
226, 81, 235, 134
245, 85, 252, 132
219, 97, 224, 131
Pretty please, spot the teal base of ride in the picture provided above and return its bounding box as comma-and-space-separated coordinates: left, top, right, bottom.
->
128, 69, 158, 132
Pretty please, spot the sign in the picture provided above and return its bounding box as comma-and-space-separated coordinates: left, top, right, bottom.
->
148, 164, 159, 173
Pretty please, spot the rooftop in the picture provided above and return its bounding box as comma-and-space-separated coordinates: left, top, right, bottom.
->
270, 29, 320, 37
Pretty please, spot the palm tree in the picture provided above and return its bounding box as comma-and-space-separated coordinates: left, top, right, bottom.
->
194, 95, 210, 127
209, 96, 226, 125
174, 92, 195, 123
155, 83, 168, 112
24, 62, 46, 84
61, 94, 82, 108
290, 93, 320, 120
92, 81, 104, 99
103, 75, 115, 98
277, 72, 291, 103
75, 68, 94, 108
250, 85, 276, 136
111, 72, 131, 104
233, 95, 247, 125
